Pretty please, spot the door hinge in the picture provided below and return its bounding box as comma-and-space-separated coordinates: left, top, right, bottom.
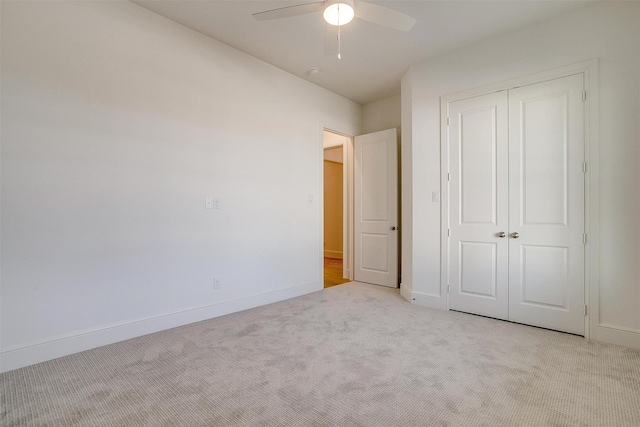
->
447, 172, 450, 182
583, 233, 587, 245
584, 305, 588, 316
582, 90, 587, 102
447, 285, 450, 294
447, 228, 450, 237
447, 117, 450, 126
583, 162, 588, 174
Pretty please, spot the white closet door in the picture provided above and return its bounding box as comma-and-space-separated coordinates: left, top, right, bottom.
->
508, 74, 585, 335
448, 92, 509, 319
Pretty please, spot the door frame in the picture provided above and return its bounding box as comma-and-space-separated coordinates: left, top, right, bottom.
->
439, 60, 599, 339
320, 126, 355, 282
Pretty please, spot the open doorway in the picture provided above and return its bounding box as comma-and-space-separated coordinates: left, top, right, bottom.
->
323, 130, 351, 288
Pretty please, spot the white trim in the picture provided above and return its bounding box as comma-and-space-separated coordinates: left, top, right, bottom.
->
439, 93, 450, 312
344, 135, 354, 281
596, 325, 640, 350
0, 281, 321, 373
320, 124, 356, 283
439, 60, 599, 339
441, 60, 599, 104
400, 282, 412, 302
582, 63, 602, 345
409, 291, 442, 310
599, 323, 640, 335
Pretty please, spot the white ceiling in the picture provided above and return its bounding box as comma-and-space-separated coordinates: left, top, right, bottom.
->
133, 0, 591, 104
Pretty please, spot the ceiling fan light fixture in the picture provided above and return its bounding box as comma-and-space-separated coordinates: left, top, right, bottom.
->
323, 0, 355, 26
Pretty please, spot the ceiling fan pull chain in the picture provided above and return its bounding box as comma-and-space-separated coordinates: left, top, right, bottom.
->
338, 24, 341, 60
336, 2, 341, 60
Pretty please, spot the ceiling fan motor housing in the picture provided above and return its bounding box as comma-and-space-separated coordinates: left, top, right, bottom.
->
323, 0, 355, 26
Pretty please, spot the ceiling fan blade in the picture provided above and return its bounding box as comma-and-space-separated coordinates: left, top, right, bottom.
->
323, 25, 338, 56
252, 2, 325, 21
355, 1, 416, 31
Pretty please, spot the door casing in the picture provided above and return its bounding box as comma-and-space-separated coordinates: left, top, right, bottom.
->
320, 127, 400, 288
321, 128, 355, 283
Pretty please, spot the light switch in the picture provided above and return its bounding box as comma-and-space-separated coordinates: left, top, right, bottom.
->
205, 198, 213, 209
432, 191, 440, 202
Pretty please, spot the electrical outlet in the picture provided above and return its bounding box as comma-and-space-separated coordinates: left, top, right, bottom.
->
213, 278, 221, 290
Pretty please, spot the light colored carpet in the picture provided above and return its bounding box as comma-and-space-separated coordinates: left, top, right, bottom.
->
2, 282, 640, 426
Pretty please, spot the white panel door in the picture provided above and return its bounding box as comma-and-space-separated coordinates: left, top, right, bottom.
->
446, 74, 585, 335
354, 128, 398, 287
448, 92, 510, 319
508, 74, 585, 335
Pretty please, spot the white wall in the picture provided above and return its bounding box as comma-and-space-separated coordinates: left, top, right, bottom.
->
362, 95, 401, 134
0, 1, 361, 371
402, 2, 640, 348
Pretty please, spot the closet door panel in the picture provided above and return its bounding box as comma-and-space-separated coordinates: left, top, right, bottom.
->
508, 74, 585, 335
448, 92, 509, 320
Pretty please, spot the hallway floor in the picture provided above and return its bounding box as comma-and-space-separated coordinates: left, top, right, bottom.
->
324, 257, 350, 288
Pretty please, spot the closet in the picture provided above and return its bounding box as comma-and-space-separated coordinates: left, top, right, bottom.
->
446, 73, 586, 335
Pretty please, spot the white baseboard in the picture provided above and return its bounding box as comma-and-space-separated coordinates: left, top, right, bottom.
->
324, 250, 343, 259
0, 281, 321, 373
409, 290, 442, 310
400, 282, 413, 302
594, 324, 640, 350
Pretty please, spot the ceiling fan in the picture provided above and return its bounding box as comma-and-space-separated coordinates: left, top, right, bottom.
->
252, 0, 417, 59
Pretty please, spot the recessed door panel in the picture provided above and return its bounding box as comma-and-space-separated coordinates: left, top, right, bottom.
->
520, 93, 568, 226
521, 245, 568, 309
361, 233, 389, 273
460, 242, 497, 298
360, 139, 389, 221
460, 107, 498, 225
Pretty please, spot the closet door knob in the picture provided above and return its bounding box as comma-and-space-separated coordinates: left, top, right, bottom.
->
511, 232, 520, 239
497, 232, 506, 238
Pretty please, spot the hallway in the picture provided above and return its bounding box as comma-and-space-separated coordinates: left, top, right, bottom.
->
324, 257, 350, 288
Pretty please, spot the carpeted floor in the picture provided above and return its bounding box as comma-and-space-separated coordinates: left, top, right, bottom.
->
2, 282, 640, 426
